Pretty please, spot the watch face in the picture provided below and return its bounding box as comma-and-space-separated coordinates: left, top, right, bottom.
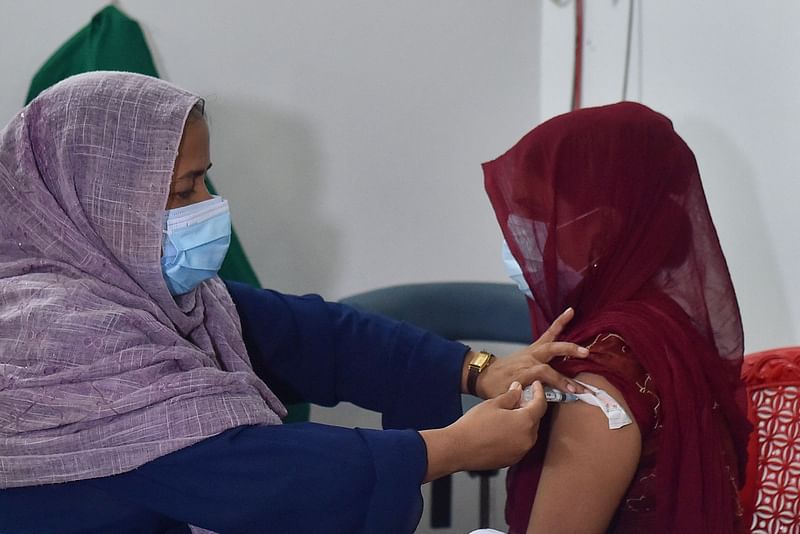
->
472, 352, 492, 369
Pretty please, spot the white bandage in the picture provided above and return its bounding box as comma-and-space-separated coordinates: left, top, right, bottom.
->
573, 380, 633, 430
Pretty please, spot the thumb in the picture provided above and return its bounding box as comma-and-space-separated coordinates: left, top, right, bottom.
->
494, 381, 523, 409
521, 380, 548, 420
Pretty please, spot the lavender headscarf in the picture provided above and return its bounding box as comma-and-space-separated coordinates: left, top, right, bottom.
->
0, 72, 285, 489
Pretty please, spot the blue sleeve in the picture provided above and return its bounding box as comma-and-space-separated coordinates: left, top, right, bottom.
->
209, 423, 432, 534
225, 280, 466, 430
275, 423, 427, 533
81, 423, 431, 534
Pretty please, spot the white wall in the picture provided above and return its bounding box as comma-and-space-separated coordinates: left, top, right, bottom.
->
540, 0, 799, 353
1, 0, 541, 302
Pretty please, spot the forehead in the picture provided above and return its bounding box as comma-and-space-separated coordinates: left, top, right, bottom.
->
177, 119, 209, 157
172, 119, 209, 169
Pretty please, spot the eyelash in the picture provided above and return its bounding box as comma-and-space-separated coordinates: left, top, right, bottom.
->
175, 188, 196, 200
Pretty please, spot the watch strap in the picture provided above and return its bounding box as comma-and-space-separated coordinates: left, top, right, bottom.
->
467, 350, 496, 396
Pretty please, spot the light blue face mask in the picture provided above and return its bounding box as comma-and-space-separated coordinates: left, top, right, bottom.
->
161, 196, 232, 295
502, 239, 534, 299
501, 233, 585, 301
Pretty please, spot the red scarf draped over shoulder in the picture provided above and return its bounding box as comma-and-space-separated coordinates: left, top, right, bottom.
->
483, 102, 751, 533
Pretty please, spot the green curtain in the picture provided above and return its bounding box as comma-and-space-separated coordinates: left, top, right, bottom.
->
26, 4, 309, 423
26, 5, 158, 102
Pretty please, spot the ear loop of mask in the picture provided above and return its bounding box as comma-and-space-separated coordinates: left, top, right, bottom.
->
551, 206, 604, 279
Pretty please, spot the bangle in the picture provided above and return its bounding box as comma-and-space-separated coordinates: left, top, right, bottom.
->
466, 350, 496, 396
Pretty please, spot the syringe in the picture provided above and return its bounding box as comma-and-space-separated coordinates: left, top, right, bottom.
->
522, 384, 580, 404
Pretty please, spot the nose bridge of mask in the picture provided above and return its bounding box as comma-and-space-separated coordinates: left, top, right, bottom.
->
164, 211, 231, 250
164, 196, 230, 247
165, 196, 228, 231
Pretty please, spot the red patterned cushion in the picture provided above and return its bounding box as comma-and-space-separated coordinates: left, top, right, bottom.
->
740, 347, 800, 534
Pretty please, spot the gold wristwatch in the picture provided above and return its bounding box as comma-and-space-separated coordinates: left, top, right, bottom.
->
467, 350, 496, 396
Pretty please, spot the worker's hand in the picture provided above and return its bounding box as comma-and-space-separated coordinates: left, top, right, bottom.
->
420, 381, 546, 482
464, 308, 589, 399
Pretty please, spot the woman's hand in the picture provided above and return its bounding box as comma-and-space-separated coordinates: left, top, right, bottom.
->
420, 381, 546, 482
462, 308, 590, 399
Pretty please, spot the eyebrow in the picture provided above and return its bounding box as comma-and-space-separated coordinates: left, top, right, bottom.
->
174, 162, 213, 182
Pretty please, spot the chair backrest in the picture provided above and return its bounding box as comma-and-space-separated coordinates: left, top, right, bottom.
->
341, 282, 532, 531
739, 346, 800, 534
340, 282, 532, 344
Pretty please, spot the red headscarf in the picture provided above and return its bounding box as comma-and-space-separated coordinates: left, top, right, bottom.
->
484, 102, 751, 532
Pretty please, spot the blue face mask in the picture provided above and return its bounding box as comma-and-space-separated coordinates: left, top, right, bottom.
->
501, 234, 585, 302
502, 239, 534, 299
161, 196, 232, 295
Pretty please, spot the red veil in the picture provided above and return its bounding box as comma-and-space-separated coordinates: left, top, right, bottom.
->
484, 102, 751, 532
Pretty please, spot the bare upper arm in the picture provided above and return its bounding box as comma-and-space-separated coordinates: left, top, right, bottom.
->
526, 372, 642, 534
